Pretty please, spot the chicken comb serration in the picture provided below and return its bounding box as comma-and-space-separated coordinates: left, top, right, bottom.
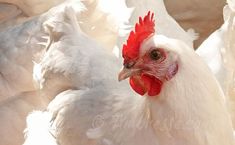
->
122, 11, 155, 63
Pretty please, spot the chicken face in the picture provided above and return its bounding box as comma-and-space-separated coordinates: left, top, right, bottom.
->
118, 12, 178, 97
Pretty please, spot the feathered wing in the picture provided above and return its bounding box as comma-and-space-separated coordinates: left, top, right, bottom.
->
0, 17, 48, 102
0, 0, 127, 102
0, 5, 61, 145
23, 111, 58, 145
0, 1, 127, 145
196, 1, 235, 127
0, 0, 66, 31
33, 88, 159, 145
219, 2, 235, 127
23, 7, 157, 145
23, 8, 235, 145
33, 2, 122, 99
0, 1, 73, 103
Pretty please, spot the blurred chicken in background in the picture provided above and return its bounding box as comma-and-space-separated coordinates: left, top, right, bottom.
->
0, 1, 129, 144
0, 0, 234, 145
197, 0, 235, 127
165, 0, 227, 48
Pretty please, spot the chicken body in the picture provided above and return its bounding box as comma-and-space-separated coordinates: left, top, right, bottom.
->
0, 1, 125, 145
196, 1, 235, 127
0, 17, 46, 102
23, 10, 235, 145
0, 1, 234, 145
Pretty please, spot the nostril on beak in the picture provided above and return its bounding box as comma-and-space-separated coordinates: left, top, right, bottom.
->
124, 61, 135, 69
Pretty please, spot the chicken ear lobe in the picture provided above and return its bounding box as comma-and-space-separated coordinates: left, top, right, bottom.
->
165, 63, 178, 81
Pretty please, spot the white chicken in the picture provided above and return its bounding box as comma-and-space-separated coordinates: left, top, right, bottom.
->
0, 17, 47, 102
0, 0, 66, 31
0, 7, 55, 145
196, 0, 235, 127
0, 4, 55, 145
0, 0, 127, 102
0, 0, 220, 103
23, 10, 235, 145
0, 19, 49, 145
0, 1, 127, 145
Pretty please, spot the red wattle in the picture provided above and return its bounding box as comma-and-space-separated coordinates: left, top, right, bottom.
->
129, 76, 146, 96
129, 74, 163, 97
141, 74, 163, 96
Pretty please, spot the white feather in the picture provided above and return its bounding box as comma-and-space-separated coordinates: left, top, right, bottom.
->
23, 12, 234, 145
196, 1, 235, 127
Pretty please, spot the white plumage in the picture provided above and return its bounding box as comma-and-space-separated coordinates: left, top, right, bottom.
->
23, 5, 235, 145
0, 1, 124, 145
0, 17, 46, 102
196, 0, 235, 127
0, 1, 234, 145
0, 0, 65, 16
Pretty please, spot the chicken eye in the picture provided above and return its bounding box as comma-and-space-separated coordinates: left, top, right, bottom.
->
150, 49, 161, 60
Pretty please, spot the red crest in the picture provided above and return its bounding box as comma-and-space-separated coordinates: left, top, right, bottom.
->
122, 11, 155, 63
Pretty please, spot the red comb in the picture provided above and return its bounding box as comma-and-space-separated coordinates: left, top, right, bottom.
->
122, 11, 155, 63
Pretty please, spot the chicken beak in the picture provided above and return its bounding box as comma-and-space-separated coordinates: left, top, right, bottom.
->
118, 67, 141, 81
